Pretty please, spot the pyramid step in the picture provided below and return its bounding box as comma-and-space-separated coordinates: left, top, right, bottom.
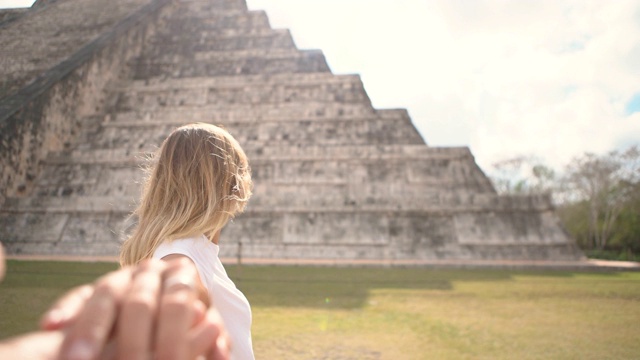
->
42, 148, 478, 184
83, 117, 420, 150
35, 144, 492, 198
0, 211, 123, 256
109, 73, 368, 106
50, 145, 472, 164
134, 48, 321, 64
3, 195, 133, 213
105, 105, 424, 145
146, 29, 295, 53
1, 190, 551, 215
113, 77, 370, 110
111, 102, 376, 123
17, 159, 491, 208
31, 161, 142, 199
161, 10, 270, 32
157, 24, 277, 39
36, 148, 494, 199
175, 0, 248, 13
113, 73, 363, 91
131, 49, 330, 79
0, 209, 576, 258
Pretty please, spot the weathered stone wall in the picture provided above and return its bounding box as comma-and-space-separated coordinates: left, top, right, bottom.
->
0, 0, 171, 207
0, 0, 151, 98
0, 8, 28, 24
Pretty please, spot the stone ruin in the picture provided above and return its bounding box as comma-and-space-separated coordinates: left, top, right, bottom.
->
0, 0, 584, 261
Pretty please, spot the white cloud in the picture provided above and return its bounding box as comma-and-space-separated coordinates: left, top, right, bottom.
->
247, 0, 640, 172
0, 0, 34, 8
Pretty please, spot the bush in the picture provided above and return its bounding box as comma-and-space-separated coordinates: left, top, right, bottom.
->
585, 250, 640, 262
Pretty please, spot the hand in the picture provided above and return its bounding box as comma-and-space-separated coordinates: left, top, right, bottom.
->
40, 258, 230, 360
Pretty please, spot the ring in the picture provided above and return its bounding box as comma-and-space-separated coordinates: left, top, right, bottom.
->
163, 275, 197, 293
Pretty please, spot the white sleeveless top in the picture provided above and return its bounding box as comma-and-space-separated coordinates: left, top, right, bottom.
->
153, 235, 255, 360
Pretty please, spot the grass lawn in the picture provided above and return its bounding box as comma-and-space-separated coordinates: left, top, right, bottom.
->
1, 261, 639, 359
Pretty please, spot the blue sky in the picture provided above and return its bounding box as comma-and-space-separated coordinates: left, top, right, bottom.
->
626, 93, 640, 115
3, 0, 639, 173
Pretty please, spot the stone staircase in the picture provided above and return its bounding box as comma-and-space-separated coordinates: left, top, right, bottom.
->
0, 0, 584, 261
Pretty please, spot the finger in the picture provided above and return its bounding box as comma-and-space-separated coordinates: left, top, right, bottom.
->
40, 284, 94, 330
161, 255, 211, 307
154, 261, 199, 360
192, 298, 207, 327
208, 333, 232, 360
188, 307, 226, 360
116, 260, 165, 360
59, 267, 133, 360
98, 339, 117, 360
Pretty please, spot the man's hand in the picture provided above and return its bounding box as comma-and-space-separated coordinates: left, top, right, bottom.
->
39, 258, 230, 360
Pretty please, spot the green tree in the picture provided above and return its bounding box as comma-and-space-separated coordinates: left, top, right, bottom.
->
489, 145, 640, 258
560, 145, 640, 251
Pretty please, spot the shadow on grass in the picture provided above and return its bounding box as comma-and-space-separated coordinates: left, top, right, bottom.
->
227, 266, 636, 309
226, 265, 600, 310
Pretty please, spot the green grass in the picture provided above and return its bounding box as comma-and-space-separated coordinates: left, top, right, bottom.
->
0, 260, 118, 337
1, 261, 639, 359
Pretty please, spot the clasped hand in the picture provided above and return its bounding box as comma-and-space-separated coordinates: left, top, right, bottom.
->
39, 258, 230, 360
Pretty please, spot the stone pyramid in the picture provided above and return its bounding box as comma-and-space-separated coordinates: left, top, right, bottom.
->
0, 0, 584, 261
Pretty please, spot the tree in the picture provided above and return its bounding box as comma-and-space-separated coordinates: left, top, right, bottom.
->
560, 145, 640, 250
489, 156, 555, 195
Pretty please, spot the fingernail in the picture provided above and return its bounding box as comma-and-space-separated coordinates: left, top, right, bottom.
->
65, 339, 95, 360
44, 309, 64, 324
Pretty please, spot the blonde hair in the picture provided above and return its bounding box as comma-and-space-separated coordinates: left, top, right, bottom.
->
120, 123, 252, 266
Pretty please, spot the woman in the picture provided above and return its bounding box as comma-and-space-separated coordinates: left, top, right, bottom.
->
120, 123, 255, 360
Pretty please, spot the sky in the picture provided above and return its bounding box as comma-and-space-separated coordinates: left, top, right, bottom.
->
2, 0, 639, 173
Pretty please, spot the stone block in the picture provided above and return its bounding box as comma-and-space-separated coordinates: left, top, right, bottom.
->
221, 213, 284, 245
59, 213, 122, 247
0, 212, 69, 243
283, 213, 390, 245
454, 211, 570, 245
387, 214, 458, 258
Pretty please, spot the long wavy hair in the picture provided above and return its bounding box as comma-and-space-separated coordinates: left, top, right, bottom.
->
120, 123, 252, 266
